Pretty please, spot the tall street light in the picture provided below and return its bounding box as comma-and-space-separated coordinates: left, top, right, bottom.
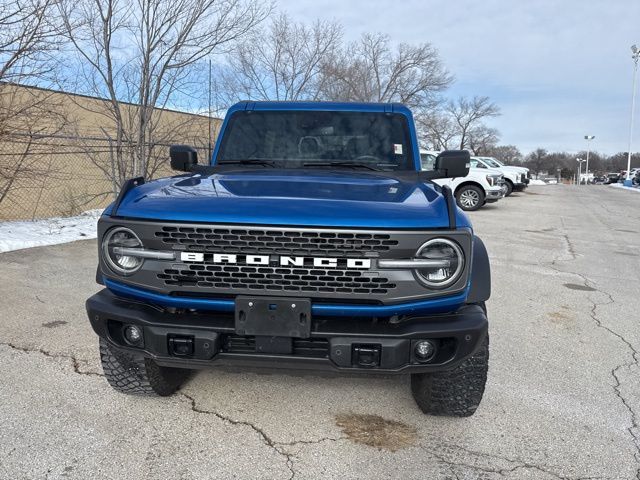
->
625, 45, 640, 186
584, 135, 595, 184
577, 158, 585, 185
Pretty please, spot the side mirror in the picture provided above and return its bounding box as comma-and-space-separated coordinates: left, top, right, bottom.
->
170, 145, 198, 172
435, 150, 470, 178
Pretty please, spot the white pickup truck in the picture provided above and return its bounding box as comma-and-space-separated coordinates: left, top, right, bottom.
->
472, 157, 530, 196
421, 150, 506, 211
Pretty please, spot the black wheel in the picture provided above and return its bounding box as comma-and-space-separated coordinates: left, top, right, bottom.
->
99, 338, 188, 396
410, 333, 489, 417
504, 180, 513, 196
455, 185, 485, 211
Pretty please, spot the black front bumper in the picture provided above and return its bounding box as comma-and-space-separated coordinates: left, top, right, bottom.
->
87, 289, 488, 374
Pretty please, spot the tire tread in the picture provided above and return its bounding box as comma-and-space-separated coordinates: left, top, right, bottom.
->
411, 334, 489, 417
99, 338, 185, 396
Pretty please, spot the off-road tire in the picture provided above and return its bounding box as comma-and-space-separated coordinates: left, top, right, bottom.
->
455, 185, 485, 211
99, 338, 187, 396
504, 180, 513, 196
410, 333, 489, 417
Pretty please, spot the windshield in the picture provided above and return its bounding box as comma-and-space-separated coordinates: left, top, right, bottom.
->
482, 158, 502, 168
216, 110, 414, 171
470, 159, 487, 169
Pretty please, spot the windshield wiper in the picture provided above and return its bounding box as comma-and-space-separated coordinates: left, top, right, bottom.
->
218, 159, 276, 167
302, 161, 381, 171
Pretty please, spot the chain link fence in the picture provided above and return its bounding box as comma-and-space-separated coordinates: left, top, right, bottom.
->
0, 133, 210, 221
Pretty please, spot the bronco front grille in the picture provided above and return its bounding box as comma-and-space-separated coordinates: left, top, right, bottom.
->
158, 264, 396, 295
99, 219, 473, 302
154, 226, 399, 257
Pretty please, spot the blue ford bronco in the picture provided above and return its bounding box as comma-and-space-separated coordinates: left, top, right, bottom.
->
87, 101, 491, 416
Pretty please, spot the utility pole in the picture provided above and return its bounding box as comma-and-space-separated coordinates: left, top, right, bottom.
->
625, 45, 640, 186
576, 158, 585, 185
584, 135, 595, 184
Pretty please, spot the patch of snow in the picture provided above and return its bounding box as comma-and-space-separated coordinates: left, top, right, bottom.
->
529, 179, 547, 185
0, 209, 103, 253
609, 183, 640, 193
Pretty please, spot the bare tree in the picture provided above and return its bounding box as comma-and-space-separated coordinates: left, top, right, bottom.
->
219, 13, 342, 104
416, 112, 457, 150
0, 0, 62, 138
58, 0, 270, 187
524, 148, 548, 178
444, 96, 500, 150
320, 33, 451, 108
467, 125, 499, 155
483, 144, 522, 165
0, 0, 60, 84
415, 97, 500, 152
607, 152, 640, 171
0, 0, 69, 210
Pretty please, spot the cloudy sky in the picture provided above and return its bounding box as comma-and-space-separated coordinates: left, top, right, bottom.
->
278, 0, 640, 155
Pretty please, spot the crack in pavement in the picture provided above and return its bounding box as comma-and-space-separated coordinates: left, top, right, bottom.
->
179, 392, 295, 479
588, 290, 640, 480
179, 392, 345, 480
540, 220, 640, 479
0, 342, 341, 480
0, 342, 102, 377
560, 233, 578, 260
429, 442, 604, 480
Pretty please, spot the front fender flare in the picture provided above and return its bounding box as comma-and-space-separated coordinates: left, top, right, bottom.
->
467, 236, 491, 303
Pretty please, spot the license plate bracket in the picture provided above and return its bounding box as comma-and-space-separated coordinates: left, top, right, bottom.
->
235, 296, 311, 338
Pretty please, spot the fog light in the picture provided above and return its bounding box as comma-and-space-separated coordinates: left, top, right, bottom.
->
124, 325, 143, 345
414, 340, 436, 361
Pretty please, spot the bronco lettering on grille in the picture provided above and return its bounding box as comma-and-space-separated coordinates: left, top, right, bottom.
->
179, 252, 371, 269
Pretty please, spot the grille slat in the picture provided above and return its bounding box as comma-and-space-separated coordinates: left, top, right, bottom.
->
155, 227, 398, 256
158, 264, 396, 295
154, 226, 399, 296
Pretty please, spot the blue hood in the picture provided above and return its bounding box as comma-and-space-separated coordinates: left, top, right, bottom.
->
108, 170, 470, 229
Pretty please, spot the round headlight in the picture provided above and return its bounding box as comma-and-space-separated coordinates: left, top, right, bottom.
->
415, 238, 464, 288
102, 227, 143, 275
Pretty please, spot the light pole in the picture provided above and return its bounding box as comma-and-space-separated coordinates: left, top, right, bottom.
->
584, 135, 595, 184
625, 45, 640, 186
577, 158, 585, 185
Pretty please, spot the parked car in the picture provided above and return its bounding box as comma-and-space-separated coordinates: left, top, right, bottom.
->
484, 157, 531, 183
474, 157, 529, 195
605, 172, 621, 184
421, 150, 505, 211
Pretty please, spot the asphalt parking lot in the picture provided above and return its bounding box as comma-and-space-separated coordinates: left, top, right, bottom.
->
1, 185, 639, 480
